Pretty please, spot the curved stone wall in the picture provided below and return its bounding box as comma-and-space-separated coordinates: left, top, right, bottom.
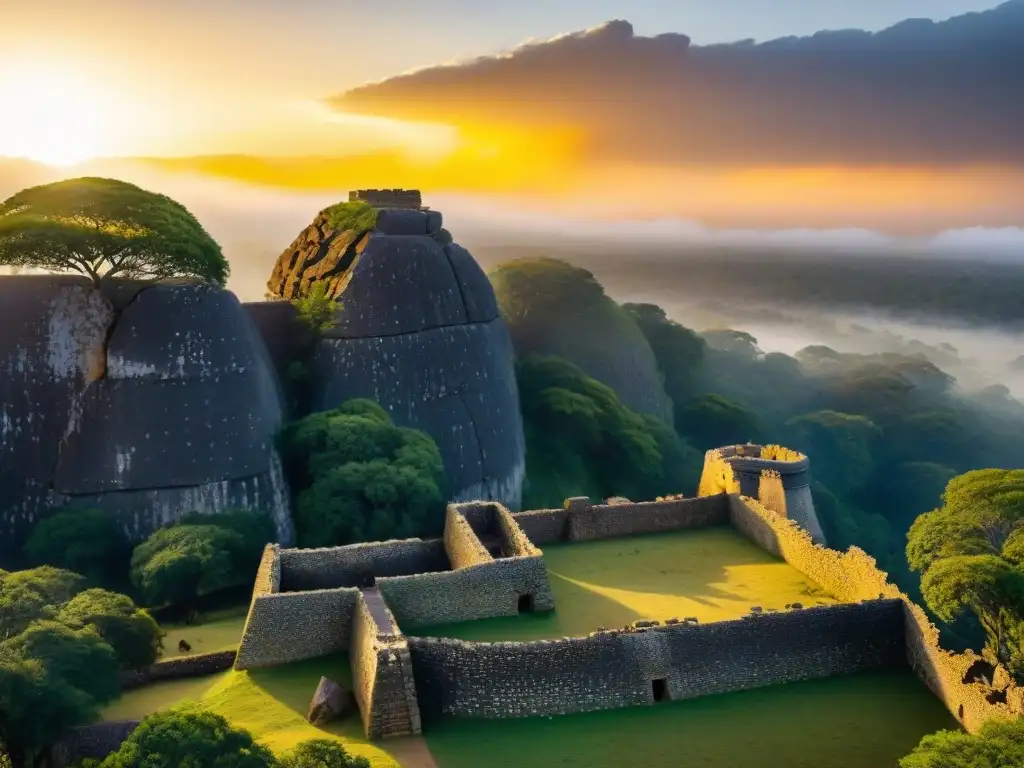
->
699, 444, 826, 544
0, 277, 293, 557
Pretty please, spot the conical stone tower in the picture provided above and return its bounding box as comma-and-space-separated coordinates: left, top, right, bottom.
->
265, 190, 525, 509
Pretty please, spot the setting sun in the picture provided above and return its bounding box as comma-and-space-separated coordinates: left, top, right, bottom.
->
0, 66, 110, 166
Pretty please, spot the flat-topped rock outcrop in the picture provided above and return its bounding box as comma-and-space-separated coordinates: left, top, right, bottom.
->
0, 276, 293, 556
259, 192, 525, 509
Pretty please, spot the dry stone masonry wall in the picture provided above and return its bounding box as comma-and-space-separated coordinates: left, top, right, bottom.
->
406, 601, 904, 720
226, 448, 1020, 738
728, 493, 1023, 731
444, 504, 494, 568
278, 538, 450, 592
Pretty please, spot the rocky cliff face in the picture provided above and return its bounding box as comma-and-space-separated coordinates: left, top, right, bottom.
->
260, 206, 525, 509
0, 276, 293, 559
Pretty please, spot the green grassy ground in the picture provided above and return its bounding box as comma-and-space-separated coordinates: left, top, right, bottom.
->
415, 527, 835, 641
424, 671, 959, 768
99, 655, 402, 767
158, 605, 250, 658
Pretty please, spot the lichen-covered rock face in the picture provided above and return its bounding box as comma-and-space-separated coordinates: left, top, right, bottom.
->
262, 206, 525, 510
0, 276, 293, 559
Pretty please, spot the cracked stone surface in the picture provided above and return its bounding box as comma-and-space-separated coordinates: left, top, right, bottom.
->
257, 205, 525, 510
0, 276, 293, 557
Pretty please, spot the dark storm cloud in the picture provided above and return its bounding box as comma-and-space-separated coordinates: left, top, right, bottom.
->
329, 1, 1024, 166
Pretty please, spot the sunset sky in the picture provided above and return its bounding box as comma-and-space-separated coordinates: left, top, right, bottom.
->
0, 0, 1005, 160
1, 0, 1022, 234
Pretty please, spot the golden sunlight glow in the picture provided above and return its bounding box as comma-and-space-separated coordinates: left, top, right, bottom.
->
0, 65, 113, 166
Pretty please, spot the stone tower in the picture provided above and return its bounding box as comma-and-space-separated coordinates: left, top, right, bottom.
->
698, 443, 826, 544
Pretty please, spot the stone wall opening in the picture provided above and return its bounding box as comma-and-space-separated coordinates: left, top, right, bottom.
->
651, 678, 669, 703
518, 594, 534, 614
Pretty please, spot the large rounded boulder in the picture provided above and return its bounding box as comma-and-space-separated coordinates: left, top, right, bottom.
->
0, 276, 293, 558
262, 197, 525, 509
488, 258, 673, 424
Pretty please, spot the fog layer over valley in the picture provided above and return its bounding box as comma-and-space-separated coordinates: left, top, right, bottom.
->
2, 161, 1021, 400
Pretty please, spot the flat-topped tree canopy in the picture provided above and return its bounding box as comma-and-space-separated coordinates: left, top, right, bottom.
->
0, 177, 229, 288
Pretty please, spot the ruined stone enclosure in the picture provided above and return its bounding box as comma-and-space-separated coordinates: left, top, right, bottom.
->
231, 443, 1023, 741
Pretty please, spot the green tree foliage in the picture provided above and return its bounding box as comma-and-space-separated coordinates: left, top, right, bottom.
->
907, 470, 1024, 672
0, 651, 98, 768
292, 282, 339, 337
56, 589, 162, 669
24, 508, 130, 587
321, 201, 377, 233
899, 716, 1024, 768
278, 739, 371, 768
0, 567, 86, 640
0, 177, 228, 288
96, 705, 276, 768
623, 302, 706, 406
674, 393, 761, 452
1, 620, 119, 705
489, 259, 672, 423
280, 399, 446, 547
785, 411, 881, 497
130, 525, 242, 610
177, 511, 277, 579
516, 356, 701, 507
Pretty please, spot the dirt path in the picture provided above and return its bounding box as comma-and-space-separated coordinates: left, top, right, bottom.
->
388, 735, 440, 768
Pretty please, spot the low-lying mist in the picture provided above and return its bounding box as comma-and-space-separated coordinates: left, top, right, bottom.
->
3, 162, 1021, 399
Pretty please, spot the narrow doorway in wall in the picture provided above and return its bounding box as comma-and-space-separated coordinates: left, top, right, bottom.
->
517, 594, 534, 613
651, 678, 669, 703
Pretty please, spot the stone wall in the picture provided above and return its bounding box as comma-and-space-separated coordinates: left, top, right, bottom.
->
350, 592, 382, 735
51, 720, 140, 768
728, 493, 1022, 732
496, 504, 540, 557
444, 505, 493, 569
119, 651, 237, 690
378, 557, 554, 629
234, 587, 359, 670
510, 508, 568, 544
350, 189, 423, 209
565, 495, 729, 541
699, 444, 825, 544
407, 600, 905, 720
278, 539, 450, 592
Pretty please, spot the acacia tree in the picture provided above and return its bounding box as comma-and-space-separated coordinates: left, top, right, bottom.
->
0, 177, 228, 288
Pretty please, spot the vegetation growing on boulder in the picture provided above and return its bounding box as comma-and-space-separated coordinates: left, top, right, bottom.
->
321, 201, 378, 234
280, 399, 446, 546
0, 177, 228, 288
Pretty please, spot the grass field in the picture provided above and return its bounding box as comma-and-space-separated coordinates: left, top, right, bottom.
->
158, 605, 250, 659
424, 671, 959, 768
415, 527, 835, 641
99, 655, 402, 767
